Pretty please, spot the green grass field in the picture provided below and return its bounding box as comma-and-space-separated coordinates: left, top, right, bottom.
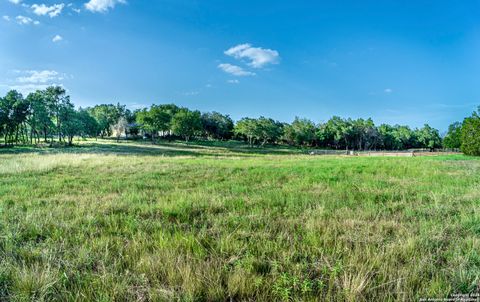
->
1, 140, 479, 301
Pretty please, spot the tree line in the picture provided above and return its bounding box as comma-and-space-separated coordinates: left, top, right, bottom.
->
1, 86, 479, 155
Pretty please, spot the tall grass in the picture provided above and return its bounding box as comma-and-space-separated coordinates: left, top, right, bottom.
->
0, 141, 479, 301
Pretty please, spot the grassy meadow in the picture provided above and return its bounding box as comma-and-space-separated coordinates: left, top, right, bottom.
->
0, 140, 479, 301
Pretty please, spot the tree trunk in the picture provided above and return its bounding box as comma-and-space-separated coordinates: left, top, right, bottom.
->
57, 112, 61, 142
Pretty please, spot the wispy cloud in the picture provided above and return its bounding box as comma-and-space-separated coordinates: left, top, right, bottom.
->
84, 0, 126, 13
227, 79, 240, 84
3, 69, 68, 94
218, 63, 255, 77
16, 70, 64, 84
31, 3, 65, 17
9, 84, 54, 94
3, 15, 11, 21
428, 102, 478, 110
369, 88, 394, 96
225, 43, 280, 68
182, 91, 199, 96
66, 3, 81, 13
8, 0, 22, 4
15, 15, 40, 25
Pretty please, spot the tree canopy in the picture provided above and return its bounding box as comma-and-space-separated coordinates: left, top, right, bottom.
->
1, 86, 478, 154
443, 122, 462, 149
170, 109, 202, 142
461, 108, 480, 156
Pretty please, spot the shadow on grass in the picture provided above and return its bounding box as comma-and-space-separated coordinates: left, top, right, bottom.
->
145, 139, 289, 151
189, 141, 309, 155
160, 140, 306, 156
0, 143, 207, 157
0, 140, 306, 157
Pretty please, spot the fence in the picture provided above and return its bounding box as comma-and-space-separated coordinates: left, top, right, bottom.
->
308, 149, 462, 157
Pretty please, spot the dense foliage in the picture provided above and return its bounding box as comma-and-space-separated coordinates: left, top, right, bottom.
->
0, 87, 82, 146
461, 108, 480, 156
170, 109, 203, 142
87, 103, 134, 138
443, 122, 462, 149
0, 87, 477, 152
233, 116, 442, 150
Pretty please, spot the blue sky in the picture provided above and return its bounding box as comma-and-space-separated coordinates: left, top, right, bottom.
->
1, 0, 479, 131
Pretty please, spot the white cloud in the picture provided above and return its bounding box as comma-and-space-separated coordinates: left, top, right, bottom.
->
4, 70, 67, 95
84, 0, 126, 13
67, 2, 80, 12
384, 88, 393, 94
31, 3, 65, 18
225, 43, 279, 68
15, 15, 40, 25
52, 34, 63, 42
227, 79, 239, 84
3, 15, 11, 21
17, 70, 62, 84
8, 0, 22, 4
218, 63, 255, 77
